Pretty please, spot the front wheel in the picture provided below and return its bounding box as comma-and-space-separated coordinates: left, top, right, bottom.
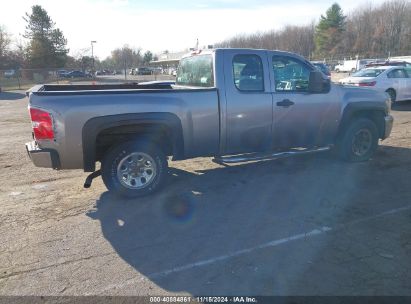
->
101, 140, 168, 197
337, 118, 379, 162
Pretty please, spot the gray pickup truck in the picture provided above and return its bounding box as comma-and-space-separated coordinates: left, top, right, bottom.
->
26, 48, 393, 197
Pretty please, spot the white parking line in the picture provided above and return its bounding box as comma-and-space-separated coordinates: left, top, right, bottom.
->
148, 226, 332, 279
95, 204, 411, 294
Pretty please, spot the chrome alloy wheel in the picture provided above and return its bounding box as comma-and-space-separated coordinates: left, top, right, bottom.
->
351, 128, 372, 157
116, 152, 157, 189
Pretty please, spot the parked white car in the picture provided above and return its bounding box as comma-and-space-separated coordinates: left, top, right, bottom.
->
339, 66, 411, 103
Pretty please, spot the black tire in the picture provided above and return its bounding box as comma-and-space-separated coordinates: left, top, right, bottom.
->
337, 118, 379, 162
386, 89, 396, 104
101, 140, 168, 198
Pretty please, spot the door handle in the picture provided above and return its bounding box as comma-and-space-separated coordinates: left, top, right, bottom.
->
276, 99, 295, 107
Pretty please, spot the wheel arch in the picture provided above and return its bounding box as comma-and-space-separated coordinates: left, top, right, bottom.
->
337, 102, 388, 142
385, 88, 396, 99
82, 113, 184, 172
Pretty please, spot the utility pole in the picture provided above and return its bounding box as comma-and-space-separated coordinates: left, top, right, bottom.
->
91, 40, 97, 75
123, 47, 127, 81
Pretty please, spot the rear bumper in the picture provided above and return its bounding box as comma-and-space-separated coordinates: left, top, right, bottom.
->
25, 141, 60, 169
383, 115, 394, 139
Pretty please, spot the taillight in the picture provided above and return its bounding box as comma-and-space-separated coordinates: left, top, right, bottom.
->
359, 81, 376, 87
29, 108, 54, 140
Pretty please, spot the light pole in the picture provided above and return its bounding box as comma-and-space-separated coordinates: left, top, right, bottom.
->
91, 40, 97, 75
123, 47, 127, 81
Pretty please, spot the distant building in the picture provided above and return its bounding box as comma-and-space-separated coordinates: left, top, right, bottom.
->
150, 51, 188, 68
150, 45, 214, 71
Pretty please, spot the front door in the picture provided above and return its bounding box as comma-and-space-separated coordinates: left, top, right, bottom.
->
270, 55, 341, 149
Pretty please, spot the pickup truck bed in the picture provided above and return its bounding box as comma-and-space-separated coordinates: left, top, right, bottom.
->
29, 82, 174, 92
27, 83, 221, 172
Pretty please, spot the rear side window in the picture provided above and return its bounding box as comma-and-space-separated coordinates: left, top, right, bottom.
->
387, 69, 408, 78
176, 55, 214, 87
233, 54, 264, 91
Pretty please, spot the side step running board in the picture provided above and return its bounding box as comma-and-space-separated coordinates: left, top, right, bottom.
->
213, 146, 331, 165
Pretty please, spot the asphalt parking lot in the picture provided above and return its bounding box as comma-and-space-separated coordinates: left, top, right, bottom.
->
0, 91, 411, 296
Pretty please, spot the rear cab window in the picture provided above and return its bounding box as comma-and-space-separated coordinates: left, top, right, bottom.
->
176, 55, 214, 87
232, 54, 264, 91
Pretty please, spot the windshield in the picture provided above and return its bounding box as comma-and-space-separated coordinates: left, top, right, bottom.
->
351, 69, 385, 77
176, 55, 214, 87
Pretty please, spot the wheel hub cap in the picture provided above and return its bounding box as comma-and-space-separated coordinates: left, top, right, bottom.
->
117, 152, 157, 189
352, 129, 372, 156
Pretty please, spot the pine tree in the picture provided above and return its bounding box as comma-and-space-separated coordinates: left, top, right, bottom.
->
314, 3, 346, 58
143, 51, 153, 64
23, 5, 69, 68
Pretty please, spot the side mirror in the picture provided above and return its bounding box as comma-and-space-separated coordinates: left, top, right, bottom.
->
308, 70, 330, 93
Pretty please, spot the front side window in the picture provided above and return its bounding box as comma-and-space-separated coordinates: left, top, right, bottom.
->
272, 56, 311, 92
176, 55, 214, 87
233, 54, 264, 91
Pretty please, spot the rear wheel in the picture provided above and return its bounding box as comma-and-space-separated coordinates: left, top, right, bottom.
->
337, 118, 379, 162
101, 140, 168, 197
386, 89, 396, 104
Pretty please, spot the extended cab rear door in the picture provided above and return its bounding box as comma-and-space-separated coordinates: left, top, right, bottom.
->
223, 50, 273, 154
269, 53, 341, 149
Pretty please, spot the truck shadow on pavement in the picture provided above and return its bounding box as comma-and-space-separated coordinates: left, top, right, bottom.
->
87, 145, 411, 295
0, 91, 26, 100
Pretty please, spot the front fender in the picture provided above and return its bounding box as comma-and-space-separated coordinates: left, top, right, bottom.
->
337, 87, 390, 140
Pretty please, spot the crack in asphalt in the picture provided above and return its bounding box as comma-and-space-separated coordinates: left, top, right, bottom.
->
0, 251, 116, 280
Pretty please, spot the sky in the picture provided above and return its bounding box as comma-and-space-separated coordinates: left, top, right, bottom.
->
0, 0, 388, 59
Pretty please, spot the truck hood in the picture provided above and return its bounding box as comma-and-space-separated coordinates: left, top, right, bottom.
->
336, 83, 390, 111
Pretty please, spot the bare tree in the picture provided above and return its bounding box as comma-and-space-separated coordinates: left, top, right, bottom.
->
216, 23, 315, 58
378, 0, 410, 56
340, 0, 410, 58
110, 45, 143, 69
215, 0, 411, 60
0, 25, 11, 58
